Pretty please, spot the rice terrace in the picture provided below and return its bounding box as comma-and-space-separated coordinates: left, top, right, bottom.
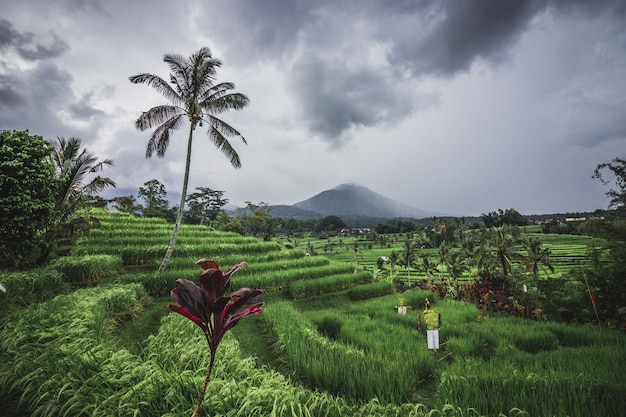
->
1, 206, 624, 417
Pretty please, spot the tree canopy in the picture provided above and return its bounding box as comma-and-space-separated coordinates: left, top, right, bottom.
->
0, 130, 58, 268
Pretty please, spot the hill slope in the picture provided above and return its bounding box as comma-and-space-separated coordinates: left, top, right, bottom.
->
292, 183, 438, 219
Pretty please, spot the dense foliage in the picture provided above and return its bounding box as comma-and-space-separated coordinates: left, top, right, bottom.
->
0, 130, 58, 268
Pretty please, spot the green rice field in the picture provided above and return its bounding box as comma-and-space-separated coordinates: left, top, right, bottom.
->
0, 209, 623, 417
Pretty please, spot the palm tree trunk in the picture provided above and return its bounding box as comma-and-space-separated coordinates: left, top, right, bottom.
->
159, 127, 194, 273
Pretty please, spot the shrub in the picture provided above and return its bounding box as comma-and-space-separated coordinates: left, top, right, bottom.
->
50, 254, 122, 282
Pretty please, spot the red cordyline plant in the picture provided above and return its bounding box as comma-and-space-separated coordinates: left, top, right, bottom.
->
168, 259, 264, 417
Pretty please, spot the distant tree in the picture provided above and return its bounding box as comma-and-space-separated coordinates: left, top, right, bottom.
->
212, 211, 244, 234
0, 130, 58, 268
482, 208, 527, 227
374, 219, 417, 234
138, 179, 170, 218
240, 202, 272, 238
38, 136, 115, 264
398, 238, 418, 284
420, 254, 439, 277
184, 187, 228, 225
520, 237, 554, 284
130, 47, 249, 272
490, 225, 524, 278
446, 250, 470, 281
593, 157, 626, 210
352, 242, 365, 273
112, 195, 142, 215
314, 215, 347, 234
388, 250, 399, 279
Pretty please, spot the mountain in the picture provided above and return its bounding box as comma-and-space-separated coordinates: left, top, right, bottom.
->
292, 183, 440, 219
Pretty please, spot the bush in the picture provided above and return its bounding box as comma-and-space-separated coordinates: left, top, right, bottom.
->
50, 255, 122, 282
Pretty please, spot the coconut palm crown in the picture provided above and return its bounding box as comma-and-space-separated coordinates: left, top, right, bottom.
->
129, 47, 249, 272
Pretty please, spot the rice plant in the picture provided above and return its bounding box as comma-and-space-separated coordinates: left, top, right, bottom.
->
0, 268, 67, 318
49, 254, 122, 282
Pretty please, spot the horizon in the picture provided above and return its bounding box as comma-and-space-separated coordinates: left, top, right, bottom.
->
101, 182, 608, 218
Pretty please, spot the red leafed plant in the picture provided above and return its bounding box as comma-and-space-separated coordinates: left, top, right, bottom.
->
168, 259, 264, 417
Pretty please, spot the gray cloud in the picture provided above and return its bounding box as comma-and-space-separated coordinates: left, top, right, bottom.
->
0, 61, 78, 139
0, 19, 69, 61
385, 1, 543, 76
290, 56, 424, 146
0, 74, 24, 108
205, 0, 626, 145
67, 91, 106, 121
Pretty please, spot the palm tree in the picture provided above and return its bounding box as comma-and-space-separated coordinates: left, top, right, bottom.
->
446, 250, 470, 281
389, 250, 399, 280
352, 242, 365, 273
520, 236, 555, 285
38, 136, 116, 264
398, 238, 418, 284
129, 47, 249, 272
490, 225, 522, 278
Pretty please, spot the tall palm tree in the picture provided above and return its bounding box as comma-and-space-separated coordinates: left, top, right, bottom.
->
129, 47, 249, 272
520, 236, 555, 284
38, 136, 116, 264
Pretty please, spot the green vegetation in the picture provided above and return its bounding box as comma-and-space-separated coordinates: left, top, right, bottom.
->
0, 130, 58, 268
1, 208, 624, 417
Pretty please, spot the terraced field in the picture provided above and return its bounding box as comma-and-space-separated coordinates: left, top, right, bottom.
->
1, 209, 623, 417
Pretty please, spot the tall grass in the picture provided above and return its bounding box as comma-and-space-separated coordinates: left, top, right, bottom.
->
50, 254, 122, 282
261, 300, 435, 403
349, 279, 396, 300
0, 268, 67, 318
288, 271, 373, 299
437, 314, 626, 417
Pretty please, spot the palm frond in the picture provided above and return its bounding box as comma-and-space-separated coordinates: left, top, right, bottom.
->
129, 73, 182, 105
201, 84, 250, 114
207, 123, 242, 168
205, 115, 246, 143
83, 175, 117, 196
135, 105, 183, 131
145, 114, 185, 158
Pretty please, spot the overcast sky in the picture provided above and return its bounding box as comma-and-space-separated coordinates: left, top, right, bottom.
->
2, 0, 625, 216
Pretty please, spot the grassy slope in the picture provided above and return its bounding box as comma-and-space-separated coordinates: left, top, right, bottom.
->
5, 209, 622, 417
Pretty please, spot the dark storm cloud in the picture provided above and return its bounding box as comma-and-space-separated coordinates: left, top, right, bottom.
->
205, 0, 626, 146
0, 74, 24, 108
207, 0, 316, 62
0, 18, 73, 133
0, 19, 69, 61
290, 56, 421, 145
385, 0, 626, 77
384, 1, 544, 76
0, 61, 78, 138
